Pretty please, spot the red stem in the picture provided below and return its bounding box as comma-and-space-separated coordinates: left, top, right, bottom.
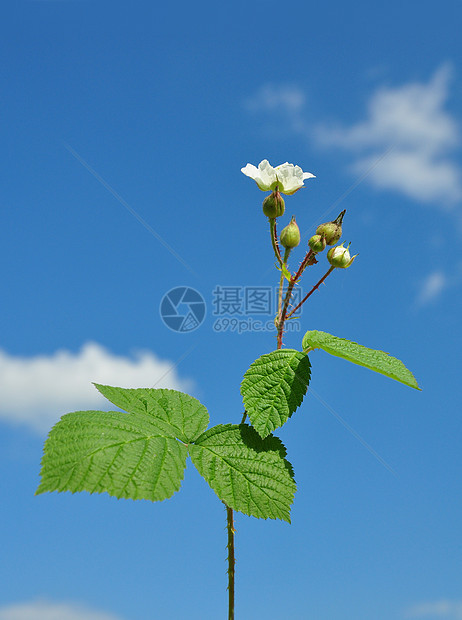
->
286, 266, 335, 319
276, 249, 318, 349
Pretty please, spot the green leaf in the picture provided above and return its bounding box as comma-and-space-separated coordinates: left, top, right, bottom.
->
93, 384, 209, 443
189, 424, 296, 522
302, 330, 420, 390
36, 411, 187, 501
36, 387, 210, 501
241, 349, 311, 438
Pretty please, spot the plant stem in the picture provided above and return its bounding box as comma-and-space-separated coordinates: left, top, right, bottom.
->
277, 247, 291, 324
270, 219, 283, 268
277, 277, 295, 349
276, 249, 318, 348
286, 266, 335, 319
294, 248, 317, 281
226, 505, 236, 620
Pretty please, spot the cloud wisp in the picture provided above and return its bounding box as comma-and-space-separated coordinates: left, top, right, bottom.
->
416, 270, 449, 306
244, 84, 308, 135
0, 342, 193, 434
414, 260, 462, 306
0, 600, 122, 620
404, 599, 462, 619
245, 84, 306, 115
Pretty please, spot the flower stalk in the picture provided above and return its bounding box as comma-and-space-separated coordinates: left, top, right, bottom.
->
270, 218, 283, 268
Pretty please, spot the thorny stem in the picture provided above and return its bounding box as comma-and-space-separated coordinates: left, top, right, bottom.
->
225, 410, 247, 619
294, 248, 317, 281
277, 247, 291, 325
286, 266, 335, 319
277, 279, 295, 349
270, 219, 283, 268
227, 409, 251, 618
226, 505, 236, 620
277, 249, 318, 349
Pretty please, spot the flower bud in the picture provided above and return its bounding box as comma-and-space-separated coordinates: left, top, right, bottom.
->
280, 216, 301, 249
327, 242, 357, 269
262, 190, 285, 218
308, 233, 327, 253
316, 209, 346, 245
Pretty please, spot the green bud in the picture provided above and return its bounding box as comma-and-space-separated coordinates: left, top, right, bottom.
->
280, 216, 301, 249
316, 209, 346, 245
262, 190, 285, 218
327, 242, 357, 269
308, 233, 327, 253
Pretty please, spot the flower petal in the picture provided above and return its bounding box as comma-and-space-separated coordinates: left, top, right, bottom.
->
241, 160, 277, 191
241, 163, 259, 180
257, 160, 278, 191
276, 163, 303, 194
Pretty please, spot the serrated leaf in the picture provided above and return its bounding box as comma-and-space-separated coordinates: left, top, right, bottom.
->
93, 385, 209, 442
36, 387, 210, 501
36, 411, 188, 501
189, 424, 296, 522
302, 330, 420, 390
241, 349, 311, 438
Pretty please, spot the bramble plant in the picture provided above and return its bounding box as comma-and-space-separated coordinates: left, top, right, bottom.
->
36, 159, 420, 619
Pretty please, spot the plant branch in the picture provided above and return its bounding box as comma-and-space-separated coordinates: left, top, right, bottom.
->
277, 278, 295, 349
294, 248, 317, 281
277, 247, 291, 325
286, 266, 335, 318
276, 249, 318, 349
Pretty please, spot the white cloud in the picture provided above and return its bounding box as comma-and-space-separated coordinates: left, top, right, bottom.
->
245, 84, 306, 115
316, 64, 462, 206
0, 600, 122, 620
0, 342, 193, 434
416, 270, 449, 305
404, 599, 462, 618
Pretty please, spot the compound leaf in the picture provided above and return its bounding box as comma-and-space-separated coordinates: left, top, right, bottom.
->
189, 424, 296, 522
241, 349, 311, 438
302, 330, 420, 390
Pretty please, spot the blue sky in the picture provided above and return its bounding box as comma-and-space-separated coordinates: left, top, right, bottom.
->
1, 1, 461, 619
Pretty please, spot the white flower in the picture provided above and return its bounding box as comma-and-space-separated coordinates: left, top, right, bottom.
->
241, 159, 315, 195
